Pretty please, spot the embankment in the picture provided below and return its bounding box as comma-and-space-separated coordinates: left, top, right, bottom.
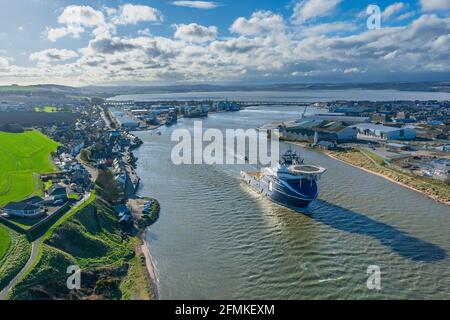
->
289, 142, 450, 206
9, 199, 157, 300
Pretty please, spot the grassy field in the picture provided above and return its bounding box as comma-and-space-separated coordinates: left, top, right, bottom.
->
0, 225, 12, 261
0, 130, 59, 206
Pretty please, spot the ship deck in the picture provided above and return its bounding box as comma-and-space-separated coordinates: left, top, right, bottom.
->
241, 171, 263, 180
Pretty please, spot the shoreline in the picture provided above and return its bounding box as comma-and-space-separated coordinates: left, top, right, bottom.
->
139, 237, 159, 300
287, 141, 449, 206
325, 152, 450, 206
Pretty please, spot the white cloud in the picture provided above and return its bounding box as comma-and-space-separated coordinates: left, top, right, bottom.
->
174, 23, 217, 42
230, 11, 285, 35
138, 28, 152, 36
383, 50, 398, 60
298, 22, 357, 35
291, 0, 341, 24
46, 25, 85, 42
30, 49, 78, 64
4, 5, 450, 85
172, 1, 221, 9
382, 3, 405, 20
111, 4, 163, 25
395, 11, 416, 21
46, 5, 105, 41
58, 5, 105, 27
0, 56, 10, 68
420, 0, 450, 11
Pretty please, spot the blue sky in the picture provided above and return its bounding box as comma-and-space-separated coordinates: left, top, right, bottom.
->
0, 0, 449, 85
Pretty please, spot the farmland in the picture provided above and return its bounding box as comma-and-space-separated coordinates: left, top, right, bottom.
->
0, 130, 59, 206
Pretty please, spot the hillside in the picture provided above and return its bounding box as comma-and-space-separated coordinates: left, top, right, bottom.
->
0, 130, 59, 206
9, 200, 153, 300
0, 227, 31, 291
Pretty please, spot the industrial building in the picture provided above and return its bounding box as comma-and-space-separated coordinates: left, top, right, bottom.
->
281, 119, 358, 143
353, 123, 416, 141
109, 108, 140, 129
303, 113, 370, 124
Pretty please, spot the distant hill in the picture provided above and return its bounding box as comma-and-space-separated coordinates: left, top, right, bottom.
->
81, 81, 450, 96
1, 81, 449, 98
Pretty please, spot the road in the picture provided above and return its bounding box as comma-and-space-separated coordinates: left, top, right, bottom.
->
0, 193, 91, 300
0, 240, 39, 300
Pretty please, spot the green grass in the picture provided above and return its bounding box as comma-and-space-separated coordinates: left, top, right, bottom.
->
34, 106, 58, 113
0, 225, 12, 261
10, 198, 143, 300
0, 130, 59, 206
44, 180, 53, 190
361, 149, 387, 165
0, 230, 31, 291
68, 193, 79, 200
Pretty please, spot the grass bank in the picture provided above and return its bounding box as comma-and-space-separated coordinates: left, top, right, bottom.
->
0, 228, 32, 291
9, 198, 154, 300
327, 148, 450, 205
0, 225, 11, 261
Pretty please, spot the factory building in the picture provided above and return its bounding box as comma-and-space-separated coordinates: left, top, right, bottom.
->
109, 108, 139, 129
353, 123, 416, 141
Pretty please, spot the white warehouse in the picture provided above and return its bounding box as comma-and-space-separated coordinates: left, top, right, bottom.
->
353, 123, 416, 141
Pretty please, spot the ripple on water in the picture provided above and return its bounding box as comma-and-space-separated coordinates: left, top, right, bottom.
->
136, 108, 450, 300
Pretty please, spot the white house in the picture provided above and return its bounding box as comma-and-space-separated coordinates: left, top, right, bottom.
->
3, 197, 45, 218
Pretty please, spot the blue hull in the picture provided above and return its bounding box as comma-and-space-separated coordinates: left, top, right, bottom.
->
267, 188, 313, 208
241, 172, 317, 209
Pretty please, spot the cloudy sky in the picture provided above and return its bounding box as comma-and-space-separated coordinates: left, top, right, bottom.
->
0, 0, 449, 86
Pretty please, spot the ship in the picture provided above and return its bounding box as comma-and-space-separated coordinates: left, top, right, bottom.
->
240, 148, 326, 208
166, 110, 178, 126
215, 101, 241, 112
184, 105, 209, 118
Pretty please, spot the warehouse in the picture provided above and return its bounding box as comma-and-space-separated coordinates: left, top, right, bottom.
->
353, 123, 416, 140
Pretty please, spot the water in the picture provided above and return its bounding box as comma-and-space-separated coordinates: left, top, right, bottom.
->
112, 89, 450, 102
134, 105, 450, 299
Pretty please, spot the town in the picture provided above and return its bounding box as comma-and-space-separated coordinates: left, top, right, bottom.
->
0, 90, 449, 300
277, 100, 450, 185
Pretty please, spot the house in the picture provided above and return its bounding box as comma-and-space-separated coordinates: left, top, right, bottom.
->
48, 184, 68, 200
70, 169, 90, 186
3, 197, 45, 218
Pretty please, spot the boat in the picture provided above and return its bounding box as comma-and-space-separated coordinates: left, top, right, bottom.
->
240, 148, 326, 208
184, 105, 208, 118
166, 111, 178, 126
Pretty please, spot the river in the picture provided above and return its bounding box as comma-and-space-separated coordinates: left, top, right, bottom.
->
132, 104, 450, 300
112, 89, 450, 102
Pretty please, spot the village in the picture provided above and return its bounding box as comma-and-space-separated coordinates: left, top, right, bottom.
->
0, 101, 151, 237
